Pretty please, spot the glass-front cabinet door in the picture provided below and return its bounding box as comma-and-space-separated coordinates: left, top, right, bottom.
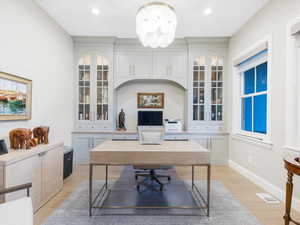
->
76, 53, 111, 129
78, 55, 91, 121
192, 55, 224, 125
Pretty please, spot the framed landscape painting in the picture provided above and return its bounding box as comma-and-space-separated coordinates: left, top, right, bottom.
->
0, 72, 32, 120
137, 93, 164, 109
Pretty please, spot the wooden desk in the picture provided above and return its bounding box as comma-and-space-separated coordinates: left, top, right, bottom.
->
284, 156, 300, 225
89, 140, 211, 217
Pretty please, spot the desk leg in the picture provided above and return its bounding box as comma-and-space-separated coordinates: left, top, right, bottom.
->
192, 166, 194, 190
284, 171, 293, 225
207, 164, 211, 217
105, 165, 108, 190
89, 164, 93, 217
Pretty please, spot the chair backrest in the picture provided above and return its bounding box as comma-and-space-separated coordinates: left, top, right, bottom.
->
0, 197, 33, 225
138, 126, 164, 145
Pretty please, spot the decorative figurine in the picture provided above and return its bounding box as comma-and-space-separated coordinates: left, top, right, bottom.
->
9, 128, 32, 150
118, 109, 126, 131
33, 126, 49, 144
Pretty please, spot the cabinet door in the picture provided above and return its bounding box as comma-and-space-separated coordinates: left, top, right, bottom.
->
32, 155, 42, 211
210, 137, 228, 165
116, 51, 152, 77
5, 156, 35, 202
153, 52, 170, 76
73, 137, 92, 164
42, 147, 63, 203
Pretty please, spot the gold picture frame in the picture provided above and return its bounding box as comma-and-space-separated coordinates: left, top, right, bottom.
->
0, 72, 32, 121
137, 93, 164, 109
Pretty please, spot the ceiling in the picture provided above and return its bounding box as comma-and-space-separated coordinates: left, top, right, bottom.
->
35, 0, 270, 37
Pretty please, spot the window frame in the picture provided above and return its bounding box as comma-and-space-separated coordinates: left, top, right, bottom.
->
239, 54, 268, 138
232, 36, 272, 143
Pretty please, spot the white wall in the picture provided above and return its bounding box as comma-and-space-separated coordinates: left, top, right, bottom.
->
117, 80, 185, 131
0, 0, 73, 145
228, 0, 300, 202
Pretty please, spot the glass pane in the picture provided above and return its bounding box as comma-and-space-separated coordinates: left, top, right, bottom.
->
217, 105, 222, 121
103, 71, 108, 80
97, 88, 102, 104
79, 65, 84, 70
256, 62, 267, 92
78, 104, 84, 120
211, 105, 216, 121
211, 88, 217, 104
199, 82, 205, 87
79, 87, 84, 103
217, 82, 223, 87
244, 68, 255, 94
103, 88, 108, 104
217, 88, 222, 104
193, 66, 199, 71
103, 81, 108, 87
200, 71, 205, 81
97, 65, 102, 70
193, 72, 199, 81
84, 65, 90, 70
200, 66, 205, 71
212, 82, 217, 88
84, 104, 90, 120
212, 71, 217, 81
97, 105, 103, 120
254, 94, 267, 134
193, 88, 198, 104
97, 71, 102, 80
79, 71, 84, 80
97, 81, 102, 87
212, 66, 217, 71
193, 105, 199, 120
200, 105, 205, 120
103, 104, 108, 120
103, 65, 108, 71
79, 81, 84, 86
199, 88, 204, 103
84, 81, 90, 87
85, 87, 90, 104
84, 71, 90, 80
242, 97, 252, 131
193, 82, 198, 87
218, 71, 223, 81
218, 66, 223, 70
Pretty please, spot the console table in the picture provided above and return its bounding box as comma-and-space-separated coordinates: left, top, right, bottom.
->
284, 156, 300, 225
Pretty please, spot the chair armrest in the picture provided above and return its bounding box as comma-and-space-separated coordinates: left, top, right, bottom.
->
0, 183, 32, 197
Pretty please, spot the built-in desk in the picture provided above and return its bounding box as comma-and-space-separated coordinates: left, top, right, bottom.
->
72, 130, 228, 165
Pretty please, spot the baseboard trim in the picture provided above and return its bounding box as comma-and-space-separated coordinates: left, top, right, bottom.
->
228, 160, 300, 213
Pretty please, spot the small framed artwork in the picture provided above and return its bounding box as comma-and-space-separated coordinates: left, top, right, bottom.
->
0, 72, 32, 120
137, 93, 164, 109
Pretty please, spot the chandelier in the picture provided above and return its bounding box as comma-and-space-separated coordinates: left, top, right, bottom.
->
136, 2, 177, 48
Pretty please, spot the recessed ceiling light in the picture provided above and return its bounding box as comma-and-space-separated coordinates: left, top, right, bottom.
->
204, 8, 212, 15
91, 8, 100, 15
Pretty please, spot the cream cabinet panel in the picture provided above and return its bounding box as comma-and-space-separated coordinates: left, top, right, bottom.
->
31, 155, 42, 211
5, 155, 35, 202
42, 147, 63, 203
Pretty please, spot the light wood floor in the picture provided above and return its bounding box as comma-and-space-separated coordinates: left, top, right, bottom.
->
34, 165, 300, 225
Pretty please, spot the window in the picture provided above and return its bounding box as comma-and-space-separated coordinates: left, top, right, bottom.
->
240, 51, 268, 134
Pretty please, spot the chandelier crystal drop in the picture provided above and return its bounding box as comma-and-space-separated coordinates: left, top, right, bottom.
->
136, 2, 177, 48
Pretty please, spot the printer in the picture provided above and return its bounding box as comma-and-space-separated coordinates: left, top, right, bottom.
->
164, 119, 182, 133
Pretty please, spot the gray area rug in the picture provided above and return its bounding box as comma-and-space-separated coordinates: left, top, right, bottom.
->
43, 167, 262, 225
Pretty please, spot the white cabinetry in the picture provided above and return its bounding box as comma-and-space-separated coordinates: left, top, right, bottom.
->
116, 51, 152, 77
0, 143, 64, 212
